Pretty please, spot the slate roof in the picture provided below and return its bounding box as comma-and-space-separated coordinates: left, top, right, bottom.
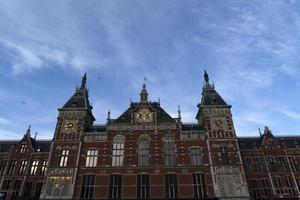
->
62, 87, 92, 109
238, 136, 300, 149
113, 102, 175, 123
0, 140, 51, 153
181, 124, 203, 131
200, 85, 227, 106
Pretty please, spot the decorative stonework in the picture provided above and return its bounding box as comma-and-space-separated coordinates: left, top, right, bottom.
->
212, 166, 249, 199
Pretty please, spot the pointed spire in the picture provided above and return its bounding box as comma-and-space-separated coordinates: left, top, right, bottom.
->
81, 73, 87, 88
140, 78, 148, 104
107, 109, 111, 120
204, 70, 209, 83
177, 105, 181, 118
26, 125, 31, 136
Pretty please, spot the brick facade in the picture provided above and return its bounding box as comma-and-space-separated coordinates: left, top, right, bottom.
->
0, 72, 299, 199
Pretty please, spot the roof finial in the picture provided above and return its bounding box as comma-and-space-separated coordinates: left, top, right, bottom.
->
81, 73, 87, 88
26, 125, 31, 135
178, 105, 181, 118
258, 128, 262, 136
204, 70, 209, 84
107, 109, 111, 120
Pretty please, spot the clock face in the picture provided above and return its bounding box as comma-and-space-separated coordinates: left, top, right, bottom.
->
64, 121, 75, 132
135, 108, 153, 122
212, 118, 226, 130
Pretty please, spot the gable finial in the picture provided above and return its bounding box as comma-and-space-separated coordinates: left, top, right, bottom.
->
178, 105, 181, 118
81, 73, 87, 88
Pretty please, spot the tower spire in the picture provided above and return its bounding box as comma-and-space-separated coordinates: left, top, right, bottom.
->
140, 78, 148, 104
204, 70, 210, 86
81, 73, 87, 88
26, 125, 31, 136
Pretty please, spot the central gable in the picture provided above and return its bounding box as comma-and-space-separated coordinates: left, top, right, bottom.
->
114, 102, 175, 124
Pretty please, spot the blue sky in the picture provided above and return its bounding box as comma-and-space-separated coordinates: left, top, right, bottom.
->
0, 0, 300, 139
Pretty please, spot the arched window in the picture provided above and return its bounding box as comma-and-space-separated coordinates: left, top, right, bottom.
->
163, 133, 176, 166
112, 135, 125, 167
138, 134, 149, 166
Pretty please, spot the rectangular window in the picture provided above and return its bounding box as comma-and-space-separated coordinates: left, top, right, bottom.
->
81, 175, 95, 199
137, 174, 149, 199
249, 179, 259, 198
220, 146, 228, 156
20, 144, 26, 153
30, 160, 39, 175
18, 160, 28, 175
261, 178, 271, 197
112, 143, 124, 167
85, 150, 98, 167
190, 148, 202, 165
288, 157, 297, 172
23, 182, 32, 198
8, 160, 16, 175
109, 175, 122, 199
1, 180, 10, 190
35, 182, 43, 199
13, 180, 22, 190
41, 160, 47, 175
59, 149, 69, 167
138, 142, 149, 166
165, 174, 177, 199
164, 142, 176, 166
11, 191, 19, 200
0, 160, 7, 175
193, 174, 206, 198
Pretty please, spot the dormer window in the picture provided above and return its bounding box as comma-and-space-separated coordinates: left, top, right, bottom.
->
20, 144, 27, 153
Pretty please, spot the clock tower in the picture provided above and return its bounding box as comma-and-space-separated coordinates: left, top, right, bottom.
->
41, 73, 95, 199
196, 71, 250, 199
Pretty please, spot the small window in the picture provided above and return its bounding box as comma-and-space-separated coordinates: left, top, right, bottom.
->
1, 180, 11, 190
193, 174, 206, 198
137, 174, 149, 199
112, 135, 125, 167
0, 160, 7, 175
7, 160, 16, 175
41, 160, 47, 175
18, 160, 28, 175
85, 150, 98, 167
109, 175, 122, 199
30, 161, 39, 175
20, 144, 27, 153
35, 182, 43, 199
138, 135, 149, 167
190, 148, 202, 165
165, 174, 177, 198
81, 175, 95, 199
59, 149, 69, 167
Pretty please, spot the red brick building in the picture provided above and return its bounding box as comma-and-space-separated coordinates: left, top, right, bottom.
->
0, 72, 299, 199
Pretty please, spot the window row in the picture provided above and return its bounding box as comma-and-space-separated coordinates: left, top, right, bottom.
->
1, 180, 43, 199
0, 160, 47, 176
243, 156, 300, 173
81, 174, 206, 199
80, 147, 203, 168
